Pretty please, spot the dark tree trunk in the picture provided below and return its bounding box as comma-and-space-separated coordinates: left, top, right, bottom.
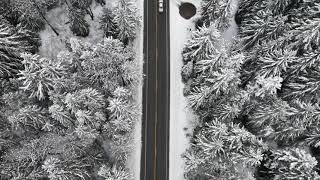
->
86, 7, 94, 20
32, 2, 59, 36
95, 0, 105, 6
40, 13, 60, 36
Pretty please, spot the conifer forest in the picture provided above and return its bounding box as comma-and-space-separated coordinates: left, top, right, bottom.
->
182, 0, 320, 179
0, 0, 142, 179
2, 0, 320, 179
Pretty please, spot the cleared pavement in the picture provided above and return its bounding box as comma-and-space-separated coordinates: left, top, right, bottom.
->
140, 0, 170, 180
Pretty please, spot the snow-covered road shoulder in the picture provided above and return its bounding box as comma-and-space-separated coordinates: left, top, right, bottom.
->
126, 0, 143, 179
169, 1, 200, 180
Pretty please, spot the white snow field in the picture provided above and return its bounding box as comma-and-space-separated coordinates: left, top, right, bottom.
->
169, 0, 239, 179
169, 1, 201, 180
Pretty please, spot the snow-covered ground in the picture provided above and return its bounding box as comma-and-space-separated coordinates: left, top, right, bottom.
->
169, 1, 201, 180
38, 1, 110, 59
223, 0, 239, 43
169, 0, 239, 179
126, 0, 143, 179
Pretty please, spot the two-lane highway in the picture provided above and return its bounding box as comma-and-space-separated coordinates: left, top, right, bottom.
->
140, 0, 170, 180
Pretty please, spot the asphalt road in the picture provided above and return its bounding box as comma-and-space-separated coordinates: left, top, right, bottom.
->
140, 0, 170, 180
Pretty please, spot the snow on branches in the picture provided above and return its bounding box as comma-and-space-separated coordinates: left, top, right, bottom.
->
0, 37, 141, 178
183, 0, 320, 179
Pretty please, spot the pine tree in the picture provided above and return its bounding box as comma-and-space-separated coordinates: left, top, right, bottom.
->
107, 87, 139, 133
184, 27, 244, 115
42, 156, 91, 179
179, 0, 320, 179
49, 104, 74, 128
75, 37, 139, 91
257, 49, 296, 78
236, 0, 302, 23
0, 18, 40, 78
181, 61, 194, 83
70, 0, 94, 19
283, 68, 320, 100
0, 0, 141, 176
0, 37, 141, 179
8, 105, 49, 131
100, 7, 118, 38
200, 0, 234, 30
236, 0, 262, 24
70, 0, 92, 9
183, 25, 223, 63
113, 0, 140, 44
182, 0, 320, 178
11, 0, 60, 34
292, 17, 320, 52
18, 53, 67, 100
11, 0, 46, 31
239, 10, 290, 50
0, 133, 99, 179
65, 87, 106, 132
184, 120, 266, 179
68, 6, 90, 37
266, 0, 302, 15
265, 148, 320, 179
0, 0, 20, 26
98, 164, 133, 180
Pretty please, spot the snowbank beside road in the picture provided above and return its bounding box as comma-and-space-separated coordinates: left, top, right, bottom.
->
126, 0, 143, 179
169, 1, 200, 180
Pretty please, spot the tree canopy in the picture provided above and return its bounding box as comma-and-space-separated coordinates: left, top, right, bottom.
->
183, 0, 320, 179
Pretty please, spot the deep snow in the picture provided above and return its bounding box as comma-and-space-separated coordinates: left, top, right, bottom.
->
169, 1, 201, 180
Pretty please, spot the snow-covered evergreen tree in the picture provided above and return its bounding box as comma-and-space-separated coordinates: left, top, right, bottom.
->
0, 18, 40, 78
0, 36, 141, 179
11, 0, 59, 32
184, 120, 266, 179
100, 7, 118, 38
113, 0, 140, 44
98, 164, 133, 180
259, 148, 320, 180
200, 0, 234, 30
0, 0, 142, 178
67, 5, 90, 37
183, 0, 320, 178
